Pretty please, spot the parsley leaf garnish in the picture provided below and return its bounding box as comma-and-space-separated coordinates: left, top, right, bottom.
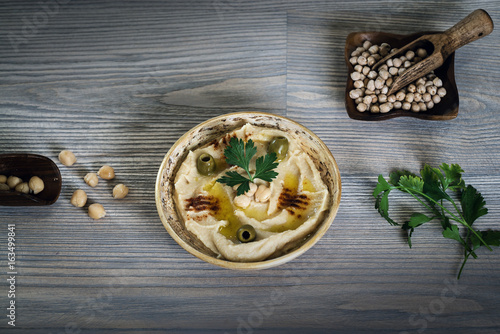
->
217, 137, 279, 196
374, 163, 500, 279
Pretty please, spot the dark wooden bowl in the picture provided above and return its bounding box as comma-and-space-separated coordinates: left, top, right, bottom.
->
0, 154, 62, 206
345, 31, 459, 121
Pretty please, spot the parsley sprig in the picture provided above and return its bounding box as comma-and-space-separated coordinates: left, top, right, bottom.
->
374, 163, 500, 279
217, 137, 279, 196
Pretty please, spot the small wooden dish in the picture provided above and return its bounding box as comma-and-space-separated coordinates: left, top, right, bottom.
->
345, 31, 459, 121
155, 112, 342, 270
0, 153, 62, 206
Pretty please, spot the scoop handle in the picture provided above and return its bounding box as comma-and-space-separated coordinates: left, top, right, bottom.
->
442, 9, 494, 58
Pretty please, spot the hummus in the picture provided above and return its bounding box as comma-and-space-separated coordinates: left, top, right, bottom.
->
174, 124, 329, 262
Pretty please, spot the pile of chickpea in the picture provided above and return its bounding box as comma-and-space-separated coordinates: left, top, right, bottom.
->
348, 40, 447, 114
58, 150, 129, 220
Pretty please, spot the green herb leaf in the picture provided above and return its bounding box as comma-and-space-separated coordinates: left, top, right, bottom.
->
443, 225, 463, 244
421, 164, 451, 202
399, 175, 424, 193
461, 185, 488, 226
217, 137, 279, 195
407, 213, 432, 228
374, 163, 498, 279
389, 170, 416, 186
373, 174, 391, 197
440, 163, 465, 191
253, 152, 279, 182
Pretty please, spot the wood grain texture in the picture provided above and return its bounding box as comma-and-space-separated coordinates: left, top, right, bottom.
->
1, 1, 500, 333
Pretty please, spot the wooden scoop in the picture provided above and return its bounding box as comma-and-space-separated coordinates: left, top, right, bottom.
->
0, 154, 62, 206
373, 9, 494, 95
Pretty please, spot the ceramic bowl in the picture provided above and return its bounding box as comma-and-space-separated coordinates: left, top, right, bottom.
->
155, 112, 341, 269
345, 31, 459, 121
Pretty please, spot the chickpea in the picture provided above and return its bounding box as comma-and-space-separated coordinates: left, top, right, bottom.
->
29, 176, 44, 194
58, 150, 77, 166
433, 77, 443, 87
416, 48, 428, 58
362, 66, 371, 76
353, 80, 364, 89
366, 80, 376, 92
405, 50, 415, 61
234, 194, 251, 209
368, 44, 378, 54
351, 71, 363, 81
402, 102, 412, 110
353, 64, 363, 72
349, 57, 357, 65
411, 102, 420, 112
255, 185, 271, 203
15, 182, 30, 194
0, 175, 6, 183
71, 189, 87, 207
393, 101, 402, 109
84, 172, 99, 187
388, 67, 398, 76
7, 176, 22, 189
396, 91, 406, 101
88, 203, 106, 220
427, 85, 437, 96
356, 103, 368, 112
422, 93, 432, 102
392, 58, 402, 68
97, 165, 115, 180
112, 184, 129, 199
437, 87, 447, 97
418, 102, 427, 112
357, 56, 367, 66
0, 183, 9, 191
407, 84, 416, 93
432, 95, 441, 104
380, 103, 392, 113
370, 105, 380, 113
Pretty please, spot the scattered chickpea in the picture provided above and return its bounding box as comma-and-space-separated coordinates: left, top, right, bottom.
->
97, 165, 115, 180
71, 189, 88, 207
84, 172, 99, 187
29, 176, 44, 194
58, 150, 77, 166
88, 203, 106, 220
0, 175, 6, 183
7, 176, 22, 189
112, 184, 129, 199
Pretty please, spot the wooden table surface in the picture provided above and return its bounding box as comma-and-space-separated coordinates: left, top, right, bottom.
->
1, 1, 500, 333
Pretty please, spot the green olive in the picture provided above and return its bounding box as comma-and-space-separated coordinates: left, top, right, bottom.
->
196, 153, 216, 176
237, 224, 257, 243
268, 137, 289, 162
